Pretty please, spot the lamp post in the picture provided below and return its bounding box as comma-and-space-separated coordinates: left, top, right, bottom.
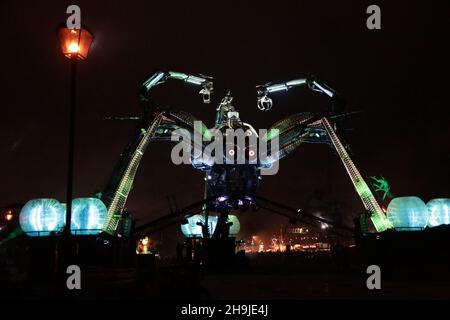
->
57, 26, 94, 240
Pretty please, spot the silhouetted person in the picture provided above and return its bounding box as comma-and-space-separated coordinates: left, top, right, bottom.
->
176, 243, 184, 263
185, 240, 193, 262
332, 242, 347, 272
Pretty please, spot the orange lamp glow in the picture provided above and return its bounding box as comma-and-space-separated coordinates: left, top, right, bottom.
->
5, 211, 13, 221
58, 26, 94, 60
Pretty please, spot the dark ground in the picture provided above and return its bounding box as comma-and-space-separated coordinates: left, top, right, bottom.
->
2, 251, 450, 300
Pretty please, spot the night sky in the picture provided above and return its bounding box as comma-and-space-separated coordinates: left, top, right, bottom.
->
1, 1, 449, 243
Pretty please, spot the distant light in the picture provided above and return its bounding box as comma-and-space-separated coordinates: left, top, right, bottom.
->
315, 133, 320, 138
207, 175, 212, 180
258, 176, 262, 180
297, 209, 302, 214
5, 211, 13, 221
228, 149, 235, 156
218, 196, 227, 202
321, 223, 328, 229
249, 150, 255, 157
238, 200, 243, 206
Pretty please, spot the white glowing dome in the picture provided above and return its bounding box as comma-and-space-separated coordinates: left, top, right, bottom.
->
181, 215, 217, 237
71, 198, 107, 235
19, 199, 65, 236
227, 215, 240, 235
387, 196, 429, 230
427, 198, 450, 227
181, 214, 240, 237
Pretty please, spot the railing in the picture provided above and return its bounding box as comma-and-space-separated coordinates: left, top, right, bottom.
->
24, 229, 103, 237
393, 227, 424, 232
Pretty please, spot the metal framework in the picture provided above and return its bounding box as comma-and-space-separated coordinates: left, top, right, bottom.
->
320, 117, 392, 231
101, 71, 392, 236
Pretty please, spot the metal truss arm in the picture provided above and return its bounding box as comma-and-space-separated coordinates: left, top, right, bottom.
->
256, 76, 342, 112
320, 117, 393, 232
255, 195, 354, 237
140, 70, 214, 104
260, 113, 326, 165
102, 112, 165, 234
101, 108, 213, 235
134, 198, 212, 236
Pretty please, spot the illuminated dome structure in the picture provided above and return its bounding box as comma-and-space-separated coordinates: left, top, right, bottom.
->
19, 197, 108, 236
181, 214, 240, 238
387, 196, 429, 230
71, 198, 107, 235
19, 199, 66, 236
227, 215, 241, 235
181, 215, 214, 238
427, 198, 450, 227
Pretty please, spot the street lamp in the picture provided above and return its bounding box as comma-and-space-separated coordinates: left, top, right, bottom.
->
57, 25, 94, 239
58, 26, 94, 60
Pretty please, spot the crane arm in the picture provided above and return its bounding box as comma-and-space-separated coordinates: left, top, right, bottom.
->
140, 70, 214, 104
256, 76, 343, 112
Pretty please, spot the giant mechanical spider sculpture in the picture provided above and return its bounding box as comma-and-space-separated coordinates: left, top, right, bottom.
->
100, 70, 393, 239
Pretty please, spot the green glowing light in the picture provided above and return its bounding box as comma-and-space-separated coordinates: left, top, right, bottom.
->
0, 227, 23, 246
370, 176, 392, 200
321, 117, 392, 232
201, 124, 212, 141
169, 71, 187, 80
103, 115, 163, 234
264, 129, 280, 142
